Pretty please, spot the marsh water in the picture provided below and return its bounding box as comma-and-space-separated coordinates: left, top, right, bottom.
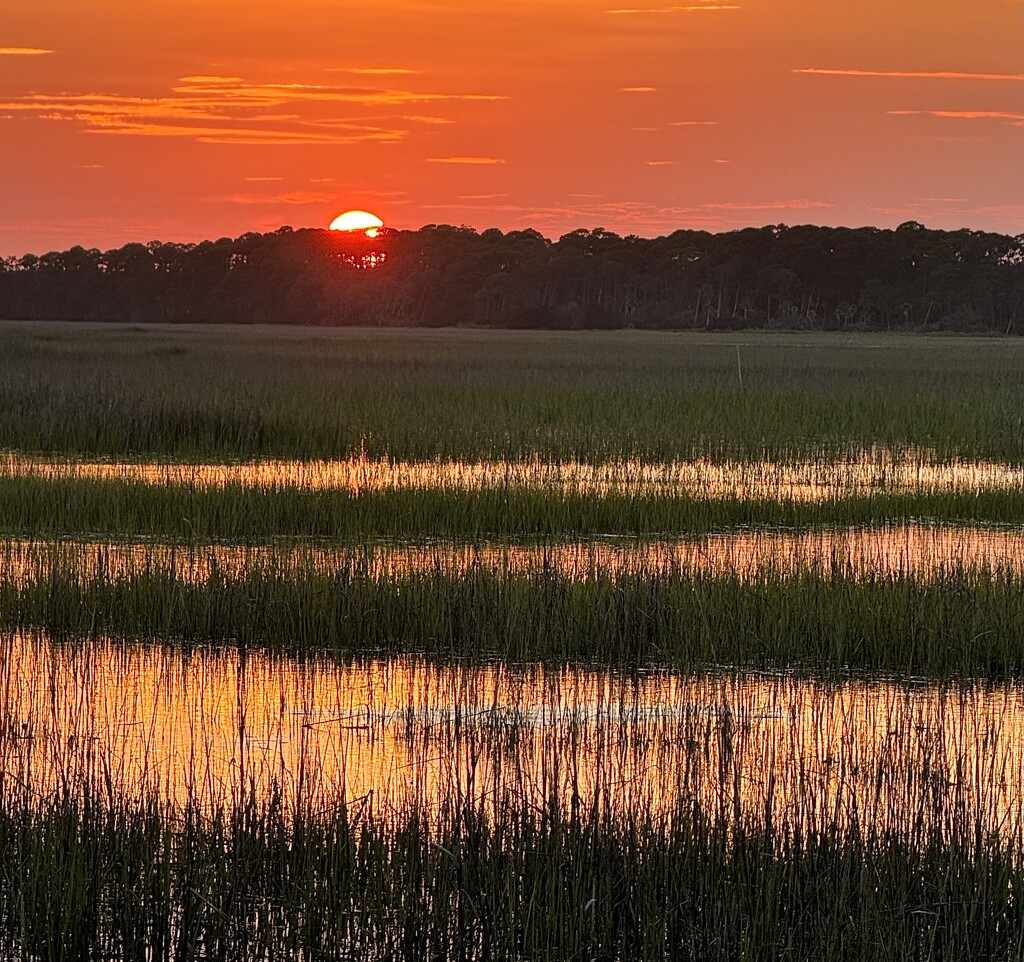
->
5, 449, 1024, 847
2, 633, 1021, 842
3, 523, 1023, 585
6, 451, 1024, 500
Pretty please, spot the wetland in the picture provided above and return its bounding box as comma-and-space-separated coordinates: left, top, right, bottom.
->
1, 324, 1024, 959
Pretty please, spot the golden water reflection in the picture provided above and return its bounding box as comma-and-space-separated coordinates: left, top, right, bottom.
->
4, 451, 1023, 501
1, 634, 1020, 843
3, 524, 1022, 586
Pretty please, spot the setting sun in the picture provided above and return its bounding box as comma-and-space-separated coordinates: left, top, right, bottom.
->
329, 210, 384, 237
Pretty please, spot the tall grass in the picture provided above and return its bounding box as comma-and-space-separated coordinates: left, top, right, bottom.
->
2, 324, 1023, 462
2, 475, 1024, 540
2, 631, 1024, 960
1, 788, 1020, 962
6, 562, 1024, 675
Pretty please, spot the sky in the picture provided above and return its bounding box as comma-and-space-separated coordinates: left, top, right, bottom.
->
1, 0, 1022, 255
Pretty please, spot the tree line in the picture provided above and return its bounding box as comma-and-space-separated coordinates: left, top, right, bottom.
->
2, 222, 1022, 333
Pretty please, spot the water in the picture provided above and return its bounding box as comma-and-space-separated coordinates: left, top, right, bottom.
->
2, 633, 1020, 842
5, 451, 1023, 500
3, 524, 1022, 586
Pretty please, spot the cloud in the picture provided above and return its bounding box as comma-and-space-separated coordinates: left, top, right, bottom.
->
328, 67, 420, 76
795, 67, 1024, 82
458, 193, 509, 199
888, 109, 1024, 125
79, 117, 406, 145
669, 120, 720, 126
426, 156, 506, 164
0, 74, 507, 146
703, 199, 833, 210
645, 160, 675, 165
621, 86, 657, 93
607, 5, 740, 12
171, 76, 508, 106
405, 114, 455, 124
0, 47, 53, 55
244, 176, 285, 182
414, 198, 731, 234
279, 191, 336, 204
224, 190, 335, 205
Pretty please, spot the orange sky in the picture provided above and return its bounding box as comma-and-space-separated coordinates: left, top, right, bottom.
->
1, 0, 1022, 254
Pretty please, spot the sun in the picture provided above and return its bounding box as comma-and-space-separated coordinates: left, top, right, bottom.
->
329, 210, 384, 237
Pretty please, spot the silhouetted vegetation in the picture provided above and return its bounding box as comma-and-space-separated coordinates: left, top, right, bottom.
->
2, 222, 1021, 331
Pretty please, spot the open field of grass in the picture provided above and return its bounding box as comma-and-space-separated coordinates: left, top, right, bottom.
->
3, 322, 1024, 462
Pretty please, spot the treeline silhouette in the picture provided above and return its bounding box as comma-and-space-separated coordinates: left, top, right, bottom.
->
2, 222, 1022, 333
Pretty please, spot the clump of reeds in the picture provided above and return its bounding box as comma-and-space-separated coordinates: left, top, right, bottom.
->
0, 782, 1020, 961
4, 559, 1024, 676
1, 475, 1023, 540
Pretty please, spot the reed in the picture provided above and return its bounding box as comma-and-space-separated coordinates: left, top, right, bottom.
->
5, 562, 1024, 676
0, 776, 1019, 960
1, 324, 1023, 463
3, 323, 1023, 958
1, 475, 1023, 541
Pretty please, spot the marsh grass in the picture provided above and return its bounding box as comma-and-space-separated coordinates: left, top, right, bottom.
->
2, 325, 1024, 463
2, 632, 1024, 961
4, 324, 1024, 958
5, 562, 1024, 675
2, 475, 1024, 541
2, 631, 1024, 962
1, 788, 1020, 962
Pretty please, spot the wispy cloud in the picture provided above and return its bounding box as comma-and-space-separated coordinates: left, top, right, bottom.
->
0, 74, 507, 146
224, 190, 335, 205
0, 47, 53, 56
669, 120, 720, 126
620, 86, 657, 93
88, 118, 404, 146
342, 67, 419, 76
703, 199, 833, 210
426, 156, 506, 164
414, 198, 729, 234
795, 67, 1024, 82
645, 160, 675, 165
405, 114, 455, 124
244, 176, 284, 182
607, 5, 740, 12
458, 193, 509, 199
888, 109, 1024, 125
279, 191, 336, 204
171, 76, 508, 106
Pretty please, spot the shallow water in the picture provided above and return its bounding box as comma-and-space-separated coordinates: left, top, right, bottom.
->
3, 524, 1022, 586
2, 634, 1020, 842
4, 451, 1023, 501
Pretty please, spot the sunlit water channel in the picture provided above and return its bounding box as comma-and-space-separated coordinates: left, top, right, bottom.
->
2, 634, 1021, 843
3, 524, 1022, 585
5, 451, 1024, 501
